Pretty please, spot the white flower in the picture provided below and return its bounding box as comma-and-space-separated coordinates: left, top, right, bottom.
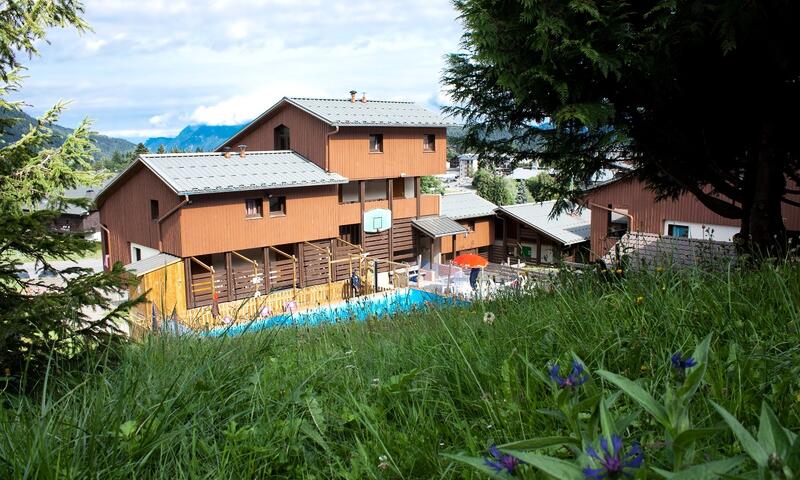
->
371, 378, 380, 388
483, 312, 496, 325
378, 455, 389, 470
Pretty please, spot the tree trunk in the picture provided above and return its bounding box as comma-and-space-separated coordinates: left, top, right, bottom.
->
743, 124, 786, 255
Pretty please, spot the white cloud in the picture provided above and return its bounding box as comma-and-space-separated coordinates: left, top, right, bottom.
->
149, 113, 172, 126
85, 38, 108, 52
189, 82, 329, 125
227, 20, 252, 40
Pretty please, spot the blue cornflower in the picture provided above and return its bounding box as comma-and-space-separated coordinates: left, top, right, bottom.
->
484, 445, 522, 474
583, 435, 643, 479
671, 352, 697, 374
549, 361, 589, 389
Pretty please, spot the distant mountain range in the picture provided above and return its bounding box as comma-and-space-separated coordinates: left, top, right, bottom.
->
145, 124, 246, 152
0, 108, 136, 161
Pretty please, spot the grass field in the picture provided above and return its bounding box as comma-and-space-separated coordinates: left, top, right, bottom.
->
1, 262, 799, 478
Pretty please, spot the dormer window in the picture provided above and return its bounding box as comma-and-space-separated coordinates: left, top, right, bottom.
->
423, 134, 436, 152
274, 125, 290, 150
369, 134, 383, 153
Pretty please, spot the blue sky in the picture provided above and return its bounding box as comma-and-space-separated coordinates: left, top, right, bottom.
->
13, 0, 463, 142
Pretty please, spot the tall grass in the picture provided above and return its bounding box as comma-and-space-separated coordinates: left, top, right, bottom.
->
1, 263, 798, 478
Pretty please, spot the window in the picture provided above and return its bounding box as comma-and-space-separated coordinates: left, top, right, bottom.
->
668, 224, 690, 238
245, 198, 263, 218
274, 124, 290, 150
369, 134, 383, 153
364, 180, 388, 201
150, 199, 159, 220
133, 247, 142, 262
462, 219, 476, 232
269, 196, 286, 216
339, 182, 360, 204
423, 134, 436, 151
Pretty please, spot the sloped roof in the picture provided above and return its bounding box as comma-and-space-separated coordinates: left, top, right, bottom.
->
222, 96, 458, 147
98, 151, 347, 202
125, 252, 181, 276
497, 200, 591, 246
287, 97, 458, 127
36, 182, 107, 216
602, 232, 736, 269
440, 192, 497, 220
412, 216, 469, 238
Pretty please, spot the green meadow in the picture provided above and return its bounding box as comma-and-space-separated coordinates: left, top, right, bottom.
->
2, 263, 799, 478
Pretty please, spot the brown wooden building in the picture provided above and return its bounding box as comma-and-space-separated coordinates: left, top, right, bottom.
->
582, 175, 800, 260
96, 94, 458, 321
494, 201, 592, 264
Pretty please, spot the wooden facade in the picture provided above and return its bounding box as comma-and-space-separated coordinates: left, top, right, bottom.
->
99, 165, 183, 265
493, 214, 588, 264
583, 177, 800, 260
178, 186, 341, 257
440, 217, 494, 256
328, 127, 447, 179
225, 104, 329, 169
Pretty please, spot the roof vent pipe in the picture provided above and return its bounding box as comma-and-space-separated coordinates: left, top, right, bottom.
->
349, 90, 357, 102
238, 144, 247, 158
223, 146, 232, 158
360, 92, 367, 103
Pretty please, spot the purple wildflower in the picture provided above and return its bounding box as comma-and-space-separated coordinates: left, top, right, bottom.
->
484, 445, 521, 474
583, 435, 643, 479
549, 361, 589, 389
671, 352, 697, 375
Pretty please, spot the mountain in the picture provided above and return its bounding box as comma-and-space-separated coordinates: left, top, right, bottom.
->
0, 108, 136, 161
145, 124, 246, 152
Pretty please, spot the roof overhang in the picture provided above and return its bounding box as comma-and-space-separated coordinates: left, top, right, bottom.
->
412, 216, 469, 239
125, 252, 182, 277
495, 206, 589, 246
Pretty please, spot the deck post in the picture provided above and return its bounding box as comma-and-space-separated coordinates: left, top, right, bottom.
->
263, 247, 270, 292
225, 252, 234, 301
184, 258, 194, 309
327, 246, 333, 302
359, 180, 366, 245
415, 177, 421, 218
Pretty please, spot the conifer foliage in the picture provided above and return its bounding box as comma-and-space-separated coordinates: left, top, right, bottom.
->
445, 0, 800, 253
0, 1, 136, 383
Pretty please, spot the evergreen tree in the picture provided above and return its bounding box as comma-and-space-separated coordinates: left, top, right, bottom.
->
156, 144, 166, 154
515, 180, 530, 204
445, 0, 800, 254
133, 142, 148, 156
0, 1, 136, 382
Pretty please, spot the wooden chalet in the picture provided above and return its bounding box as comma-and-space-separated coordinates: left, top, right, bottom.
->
96, 93, 466, 328
494, 201, 592, 264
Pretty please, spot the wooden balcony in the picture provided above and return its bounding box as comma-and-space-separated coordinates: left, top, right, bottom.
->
420, 194, 440, 216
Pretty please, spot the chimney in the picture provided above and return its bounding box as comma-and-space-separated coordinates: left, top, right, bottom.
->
238, 144, 247, 158
360, 92, 367, 103
223, 146, 232, 158
349, 90, 357, 102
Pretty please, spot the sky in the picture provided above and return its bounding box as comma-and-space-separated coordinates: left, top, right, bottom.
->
12, 0, 464, 142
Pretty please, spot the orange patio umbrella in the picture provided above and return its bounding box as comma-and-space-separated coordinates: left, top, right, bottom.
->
452, 253, 489, 269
